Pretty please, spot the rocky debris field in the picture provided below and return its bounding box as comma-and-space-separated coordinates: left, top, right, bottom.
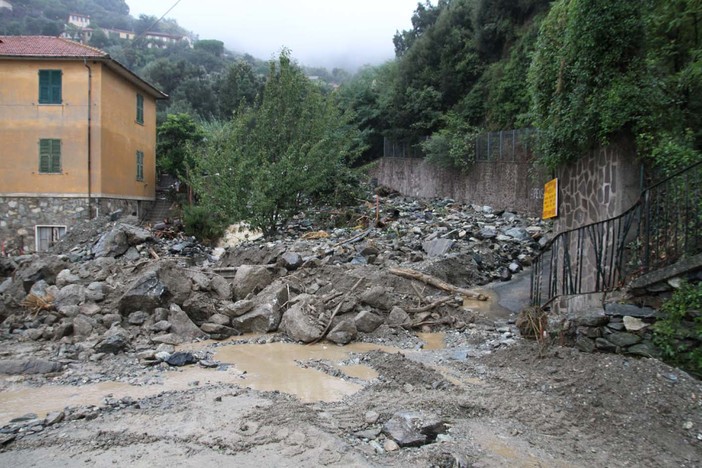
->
0, 191, 700, 467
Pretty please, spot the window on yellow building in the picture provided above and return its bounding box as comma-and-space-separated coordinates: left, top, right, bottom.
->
38, 70, 62, 104
39, 139, 61, 173
136, 93, 144, 124
136, 150, 144, 181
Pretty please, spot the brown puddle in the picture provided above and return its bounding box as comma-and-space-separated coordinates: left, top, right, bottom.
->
416, 332, 446, 350
464, 289, 512, 319
0, 341, 395, 424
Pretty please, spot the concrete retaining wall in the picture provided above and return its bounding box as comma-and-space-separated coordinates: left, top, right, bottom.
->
370, 157, 550, 216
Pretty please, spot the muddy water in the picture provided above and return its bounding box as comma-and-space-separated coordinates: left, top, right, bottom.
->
0, 340, 402, 424
416, 332, 446, 350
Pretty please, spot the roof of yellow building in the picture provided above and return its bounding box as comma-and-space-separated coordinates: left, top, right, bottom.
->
0, 35, 106, 57
0, 35, 167, 99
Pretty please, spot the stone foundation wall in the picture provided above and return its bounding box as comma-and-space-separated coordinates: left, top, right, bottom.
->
370, 157, 550, 216
0, 197, 152, 254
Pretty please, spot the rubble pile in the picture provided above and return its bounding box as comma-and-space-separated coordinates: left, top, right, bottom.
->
0, 192, 550, 361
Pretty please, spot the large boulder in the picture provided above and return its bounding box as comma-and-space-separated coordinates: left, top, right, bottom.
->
118, 271, 167, 314
209, 274, 232, 300
93, 224, 151, 258
182, 292, 218, 324
233, 265, 276, 299
167, 304, 207, 341
15, 256, 68, 293
231, 281, 289, 333
327, 319, 357, 345
54, 284, 87, 309
359, 286, 393, 311
354, 310, 384, 333
157, 262, 193, 305
382, 411, 447, 447
279, 295, 325, 343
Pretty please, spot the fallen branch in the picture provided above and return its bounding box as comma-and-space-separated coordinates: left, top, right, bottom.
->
148, 248, 160, 260
332, 229, 371, 248
405, 296, 453, 314
389, 268, 488, 301
311, 277, 364, 344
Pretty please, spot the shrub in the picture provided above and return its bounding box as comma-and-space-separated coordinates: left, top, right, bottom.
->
183, 204, 226, 245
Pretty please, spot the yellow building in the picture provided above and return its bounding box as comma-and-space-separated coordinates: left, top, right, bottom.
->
0, 36, 167, 252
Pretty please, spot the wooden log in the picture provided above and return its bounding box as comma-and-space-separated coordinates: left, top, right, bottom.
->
389, 268, 488, 301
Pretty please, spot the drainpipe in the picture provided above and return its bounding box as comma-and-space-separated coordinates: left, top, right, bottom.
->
84, 59, 92, 219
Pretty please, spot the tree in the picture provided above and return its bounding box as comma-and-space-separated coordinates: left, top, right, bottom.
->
188, 51, 361, 234
195, 39, 225, 58
156, 113, 205, 180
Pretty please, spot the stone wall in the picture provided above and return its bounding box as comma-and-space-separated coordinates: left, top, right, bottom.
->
0, 197, 152, 254
370, 157, 550, 216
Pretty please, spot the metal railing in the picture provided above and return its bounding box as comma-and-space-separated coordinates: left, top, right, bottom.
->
531, 160, 702, 307
475, 128, 537, 163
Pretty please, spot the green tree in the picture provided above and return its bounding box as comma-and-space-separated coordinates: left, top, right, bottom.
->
188, 51, 361, 234
156, 113, 205, 180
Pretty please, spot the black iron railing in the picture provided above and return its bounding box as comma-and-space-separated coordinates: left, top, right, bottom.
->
531, 160, 702, 307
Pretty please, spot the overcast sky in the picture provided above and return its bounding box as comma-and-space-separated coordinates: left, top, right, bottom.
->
124, 0, 422, 70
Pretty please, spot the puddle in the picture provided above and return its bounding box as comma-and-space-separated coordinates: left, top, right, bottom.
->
464, 289, 512, 319
0, 341, 393, 425
417, 332, 446, 350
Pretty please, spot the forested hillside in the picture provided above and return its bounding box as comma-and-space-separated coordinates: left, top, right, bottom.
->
340, 0, 701, 172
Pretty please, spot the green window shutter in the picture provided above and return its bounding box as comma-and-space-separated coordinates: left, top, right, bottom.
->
136, 150, 144, 181
38, 70, 62, 104
39, 139, 51, 172
136, 94, 144, 124
39, 139, 61, 173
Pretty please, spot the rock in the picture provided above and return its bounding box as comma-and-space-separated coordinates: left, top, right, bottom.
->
280, 295, 325, 343
498, 267, 512, 281
354, 428, 381, 440
221, 300, 256, 318
25, 328, 43, 341
575, 309, 609, 327
209, 274, 232, 300
56, 269, 80, 287
626, 342, 660, 357
278, 252, 303, 271
382, 411, 447, 447
478, 227, 497, 239
504, 227, 530, 241
53, 323, 73, 339
17, 256, 68, 293
123, 247, 141, 261
156, 343, 175, 354
188, 271, 210, 291
327, 319, 357, 345
93, 224, 151, 258
200, 323, 238, 339
604, 303, 658, 319
95, 333, 129, 355
210, 313, 231, 326
166, 352, 197, 367
54, 284, 86, 309
101, 314, 122, 328
128, 311, 149, 325
72, 315, 94, 337
422, 239, 455, 257
85, 282, 107, 302
0, 277, 12, 295
0, 359, 62, 375
233, 265, 276, 299
384, 439, 400, 452
79, 302, 101, 316
44, 411, 65, 426
508, 262, 521, 273
606, 331, 641, 347
157, 262, 193, 305
365, 410, 380, 424
118, 271, 167, 314
623, 316, 648, 332
182, 292, 218, 324
354, 310, 384, 333
575, 336, 596, 353
168, 304, 208, 341
231, 281, 288, 333
359, 286, 392, 311
151, 333, 182, 345
387, 307, 410, 327
595, 338, 617, 352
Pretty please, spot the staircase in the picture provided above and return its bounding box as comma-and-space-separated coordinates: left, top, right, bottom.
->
144, 195, 175, 225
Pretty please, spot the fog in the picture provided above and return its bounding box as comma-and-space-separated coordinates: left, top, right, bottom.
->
124, 0, 422, 70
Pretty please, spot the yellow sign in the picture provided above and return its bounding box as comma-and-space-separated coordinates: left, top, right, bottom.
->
542, 178, 558, 219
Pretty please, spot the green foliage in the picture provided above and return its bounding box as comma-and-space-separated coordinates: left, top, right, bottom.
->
182, 204, 226, 245
654, 282, 702, 377
421, 112, 479, 171
194, 39, 224, 58
156, 113, 205, 179
528, 0, 702, 170
188, 52, 362, 235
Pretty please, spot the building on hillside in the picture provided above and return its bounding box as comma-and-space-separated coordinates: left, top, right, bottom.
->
0, 36, 168, 253
142, 31, 192, 49
68, 13, 90, 28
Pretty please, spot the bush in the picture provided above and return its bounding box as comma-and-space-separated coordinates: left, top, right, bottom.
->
653, 281, 702, 377
183, 205, 226, 245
